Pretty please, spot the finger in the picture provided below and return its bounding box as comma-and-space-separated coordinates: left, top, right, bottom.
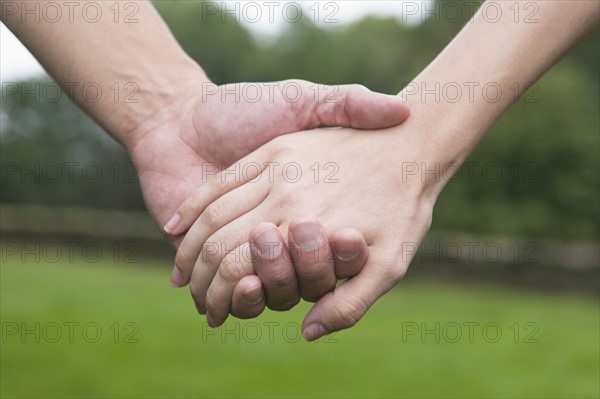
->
163, 151, 267, 237
288, 218, 336, 302
301, 253, 403, 341
329, 227, 369, 279
250, 223, 300, 311
231, 275, 266, 319
294, 82, 410, 130
204, 243, 253, 327
189, 210, 265, 314
171, 179, 268, 287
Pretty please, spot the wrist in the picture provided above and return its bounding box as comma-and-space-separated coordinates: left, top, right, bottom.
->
381, 91, 494, 207
120, 62, 210, 152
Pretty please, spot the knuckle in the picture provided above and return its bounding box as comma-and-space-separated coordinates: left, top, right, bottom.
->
280, 78, 306, 88
299, 263, 330, 283
205, 292, 217, 312
207, 175, 222, 194
381, 253, 408, 278
273, 191, 297, 210
301, 289, 328, 303
331, 296, 368, 328
201, 241, 223, 267
349, 83, 368, 93
189, 282, 205, 307
265, 266, 296, 289
202, 201, 225, 229
180, 194, 202, 219
268, 136, 296, 159
268, 295, 300, 312
175, 246, 195, 273
378, 258, 407, 283
219, 256, 249, 282
394, 264, 409, 280
235, 310, 261, 320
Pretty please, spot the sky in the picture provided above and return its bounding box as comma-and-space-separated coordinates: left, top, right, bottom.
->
1, 1, 427, 83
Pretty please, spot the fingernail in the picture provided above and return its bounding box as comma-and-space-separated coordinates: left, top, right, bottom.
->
303, 323, 327, 341
291, 222, 322, 251
164, 213, 181, 234
251, 228, 282, 261
170, 265, 185, 287
334, 249, 360, 261
242, 285, 263, 305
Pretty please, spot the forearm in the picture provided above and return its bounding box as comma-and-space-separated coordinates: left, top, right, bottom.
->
398, 0, 599, 173
1, 0, 208, 149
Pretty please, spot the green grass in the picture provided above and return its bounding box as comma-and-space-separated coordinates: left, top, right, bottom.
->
1, 257, 598, 398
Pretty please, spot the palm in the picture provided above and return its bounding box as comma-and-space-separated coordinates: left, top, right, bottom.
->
130, 83, 304, 235
132, 121, 209, 235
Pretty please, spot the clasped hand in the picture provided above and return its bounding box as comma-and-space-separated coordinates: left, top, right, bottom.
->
165, 124, 437, 340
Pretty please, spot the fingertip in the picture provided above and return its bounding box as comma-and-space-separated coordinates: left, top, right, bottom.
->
288, 218, 326, 253
344, 89, 411, 129
194, 298, 207, 316
302, 323, 328, 342
379, 94, 410, 124
170, 264, 188, 287
329, 228, 368, 279
288, 217, 325, 251
330, 228, 365, 259
163, 213, 182, 235
249, 222, 280, 242
249, 223, 284, 263
395, 97, 411, 123
164, 208, 195, 236
241, 280, 264, 305
302, 266, 391, 340
231, 276, 266, 319
329, 227, 364, 246
288, 215, 320, 232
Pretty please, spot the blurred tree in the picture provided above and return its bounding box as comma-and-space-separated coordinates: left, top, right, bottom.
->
1, 0, 598, 240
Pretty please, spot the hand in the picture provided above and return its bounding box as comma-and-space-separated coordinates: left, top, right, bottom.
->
169, 125, 439, 340
127, 79, 410, 236
200, 219, 370, 326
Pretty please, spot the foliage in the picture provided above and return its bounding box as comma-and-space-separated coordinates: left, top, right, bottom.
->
1, 0, 598, 240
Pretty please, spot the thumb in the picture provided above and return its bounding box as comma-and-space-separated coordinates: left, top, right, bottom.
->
301, 259, 401, 341
296, 82, 410, 130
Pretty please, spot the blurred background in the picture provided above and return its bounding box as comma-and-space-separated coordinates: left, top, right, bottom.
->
1, 1, 598, 397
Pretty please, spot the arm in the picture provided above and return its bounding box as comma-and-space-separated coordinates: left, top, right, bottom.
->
1, 0, 410, 228
403, 0, 599, 170
1, 0, 204, 148
2, 1, 412, 307
168, 0, 599, 338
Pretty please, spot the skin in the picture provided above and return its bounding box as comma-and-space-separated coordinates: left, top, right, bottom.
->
1, 1, 412, 308
169, 0, 600, 340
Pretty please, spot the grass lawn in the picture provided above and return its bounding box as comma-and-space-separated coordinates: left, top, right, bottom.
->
1, 257, 598, 398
